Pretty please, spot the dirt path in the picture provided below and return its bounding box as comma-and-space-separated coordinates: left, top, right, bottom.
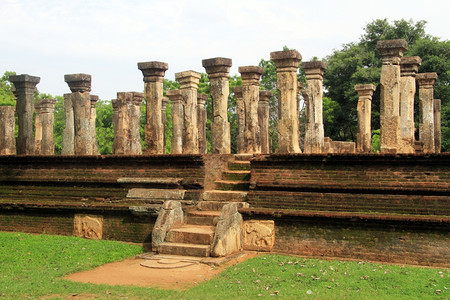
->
64, 253, 256, 290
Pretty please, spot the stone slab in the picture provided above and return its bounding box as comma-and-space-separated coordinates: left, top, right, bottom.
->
126, 188, 186, 200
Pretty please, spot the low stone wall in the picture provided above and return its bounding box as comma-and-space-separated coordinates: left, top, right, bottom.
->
248, 154, 450, 215
0, 155, 205, 245
244, 153, 450, 267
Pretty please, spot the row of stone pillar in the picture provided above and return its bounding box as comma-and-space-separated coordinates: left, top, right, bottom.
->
0, 74, 59, 155
355, 39, 441, 154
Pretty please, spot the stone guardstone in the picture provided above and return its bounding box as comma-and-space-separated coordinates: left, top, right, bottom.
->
73, 214, 103, 240
126, 188, 186, 200
152, 200, 184, 251
210, 203, 243, 257
243, 220, 275, 251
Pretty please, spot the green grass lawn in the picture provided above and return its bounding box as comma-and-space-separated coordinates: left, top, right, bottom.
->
0, 231, 448, 299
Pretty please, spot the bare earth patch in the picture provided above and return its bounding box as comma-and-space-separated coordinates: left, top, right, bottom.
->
64, 253, 256, 290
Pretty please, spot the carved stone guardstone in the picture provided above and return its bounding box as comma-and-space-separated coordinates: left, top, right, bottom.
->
211, 203, 243, 257
152, 200, 184, 251
243, 220, 275, 251
73, 214, 103, 240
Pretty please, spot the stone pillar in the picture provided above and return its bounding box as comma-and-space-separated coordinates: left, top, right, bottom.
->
302, 61, 326, 154
64, 73, 93, 155
259, 90, 272, 154
175, 71, 201, 154
0, 106, 16, 155
90, 95, 100, 155
62, 93, 74, 155
35, 98, 56, 155
239, 66, 263, 154
270, 50, 302, 154
202, 57, 232, 154
34, 101, 43, 154
398, 56, 422, 154
297, 81, 304, 151
233, 86, 245, 154
197, 93, 208, 154
416, 72, 438, 153
376, 39, 408, 154
166, 90, 183, 154
137, 61, 168, 154
161, 96, 168, 154
9, 74, 40, 154
434, 99, 441, 153
355, 84, 376, 153
130, 92, 143, 155
112, 92, 132, 155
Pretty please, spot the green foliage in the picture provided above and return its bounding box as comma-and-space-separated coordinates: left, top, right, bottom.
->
0, 71, 16, 106
324, 18, 449, 150
371, 129, 381, 152
95, 100, 114, 154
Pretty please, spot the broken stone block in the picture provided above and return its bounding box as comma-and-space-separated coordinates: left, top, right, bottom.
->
243, 220, 275, 251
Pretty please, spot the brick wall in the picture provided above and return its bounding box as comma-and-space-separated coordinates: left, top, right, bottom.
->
248, 154, 450, 216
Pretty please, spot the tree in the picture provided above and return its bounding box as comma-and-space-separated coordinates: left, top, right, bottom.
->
0, 71, 16, 106
323, 19, 449, 150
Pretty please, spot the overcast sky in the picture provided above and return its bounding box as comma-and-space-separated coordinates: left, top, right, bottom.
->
1, 0, 449, 100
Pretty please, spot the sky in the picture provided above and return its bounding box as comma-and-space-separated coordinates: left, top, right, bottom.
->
1, 0, 449, 100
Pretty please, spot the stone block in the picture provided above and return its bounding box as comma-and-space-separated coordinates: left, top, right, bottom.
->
211, 203, 243, 257
243, 220, 275, 251
73, 214, 103, 240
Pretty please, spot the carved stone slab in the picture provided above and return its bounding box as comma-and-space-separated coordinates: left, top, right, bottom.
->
73, 214, 103, 240
243, 220, 275, 251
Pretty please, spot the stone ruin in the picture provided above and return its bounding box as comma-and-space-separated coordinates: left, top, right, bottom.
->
0, 39, 443, 156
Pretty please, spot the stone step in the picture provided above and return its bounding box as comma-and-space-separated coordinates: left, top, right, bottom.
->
186, 210, 221, 226
215, 180, 250, 191
166, 225, 215, 245
197, 201, 249, 211
203, 190, 248, 202
222, 170, 251, 181
234, 154, 254, 161
228, 161, 251, 171
158, 242, 210, 257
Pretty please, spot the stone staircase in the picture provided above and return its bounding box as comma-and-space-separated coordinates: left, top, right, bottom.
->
155, 154, 252, 258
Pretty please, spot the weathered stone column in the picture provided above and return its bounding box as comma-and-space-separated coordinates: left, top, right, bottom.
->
233, 86, 245, 154
161, 96, 168, 154
35, 98, 56, 155
270, 50, 302, 154
355, 84, 376, 153
9, 74, 40, 154
259, 90, 272, 154
64, 73, 93, 155
197, 93, 208, 154
297, 81, 304, 151
62, 93, 74, 155
130, 92, 143, 155
434, 99, 441, 153
398, 56, 421, 154
112, 92, 132, 154
90, 95, 100, 155
302, 61, 326, 154
175, 71, 201, 154
202, 57, 232, 154
0, 106, 16, 155
166, 90, 183, 154
416, 72, 438, 153
137, 61, 168, 154
34, 102, 43, 154
239, 66, 263, 154
376, 39, 408, 154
